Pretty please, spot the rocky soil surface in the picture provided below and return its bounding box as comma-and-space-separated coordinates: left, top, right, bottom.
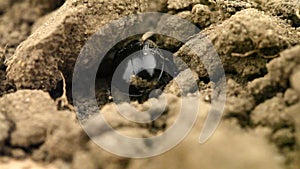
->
0, 0, 300, 169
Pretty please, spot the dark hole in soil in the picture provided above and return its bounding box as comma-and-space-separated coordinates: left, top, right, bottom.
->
95, 35, 178, 106
33, 0, 66, 14
199, 77, 211, 84
246, 66, 268, 81
55, 0, 66, 9
259, 47, 281, 57
44, 0, 66, 12
49, 80, 64, 100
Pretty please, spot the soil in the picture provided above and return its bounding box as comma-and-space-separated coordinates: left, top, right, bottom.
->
0, 0, 300, 169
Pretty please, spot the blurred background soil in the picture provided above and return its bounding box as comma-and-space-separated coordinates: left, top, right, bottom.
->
0, 0, 300, 169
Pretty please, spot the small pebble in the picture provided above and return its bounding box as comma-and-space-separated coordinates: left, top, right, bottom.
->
284, 88, 299, 106
11, 149, 26, 159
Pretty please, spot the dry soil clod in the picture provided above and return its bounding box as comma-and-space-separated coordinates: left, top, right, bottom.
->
176, 8, 300, 78
5, 0, 149, 91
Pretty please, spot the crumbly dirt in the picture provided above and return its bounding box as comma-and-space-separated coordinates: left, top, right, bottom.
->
261, 0, 300, 27
1, 0, 300, 169
176, 8, 300, 79
5, 0, 148, 90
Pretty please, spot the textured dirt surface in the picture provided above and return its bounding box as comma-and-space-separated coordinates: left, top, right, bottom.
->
1, 0, 300, 169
